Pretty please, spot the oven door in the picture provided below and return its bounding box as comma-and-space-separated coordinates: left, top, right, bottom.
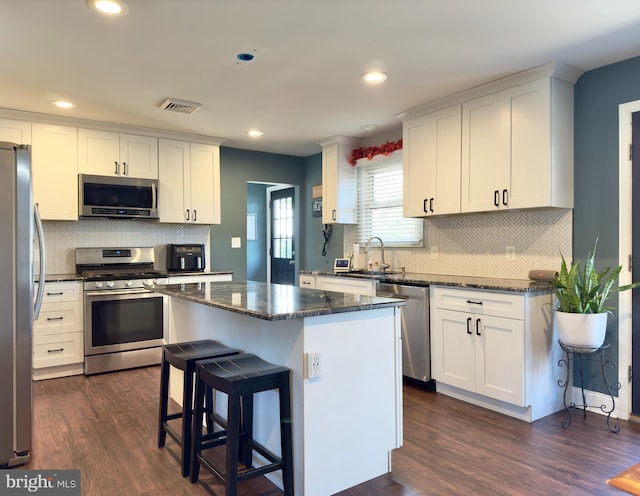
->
84, 289, 167, 356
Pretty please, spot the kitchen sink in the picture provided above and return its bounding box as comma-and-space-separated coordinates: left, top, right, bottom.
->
338, 269, 405, 279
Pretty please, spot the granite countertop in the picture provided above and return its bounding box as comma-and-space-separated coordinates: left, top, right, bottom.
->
301, 270, 552, 293
148, 280, 404, 321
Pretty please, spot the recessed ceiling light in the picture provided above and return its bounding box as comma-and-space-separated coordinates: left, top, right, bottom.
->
52, 100, 75, 109
361, 71, 388, 84
360, 124, 378, 131
87, 0, 128, 15
247, 130, 263, 138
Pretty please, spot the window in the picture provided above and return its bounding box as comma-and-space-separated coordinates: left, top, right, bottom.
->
355, 153, 423, 247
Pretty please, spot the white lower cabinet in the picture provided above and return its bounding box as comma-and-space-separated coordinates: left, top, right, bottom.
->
313, 275, 376, 296
33, 281, 84, 380
299, 274, 316, 289
430, 285, 562, 422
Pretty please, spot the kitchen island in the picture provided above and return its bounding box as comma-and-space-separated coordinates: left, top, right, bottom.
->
151, 280, 404, 496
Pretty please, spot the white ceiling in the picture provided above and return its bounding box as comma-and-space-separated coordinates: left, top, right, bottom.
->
2, 0, 640, 157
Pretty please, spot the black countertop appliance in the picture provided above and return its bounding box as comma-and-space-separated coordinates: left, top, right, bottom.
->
167, 244, 205, 272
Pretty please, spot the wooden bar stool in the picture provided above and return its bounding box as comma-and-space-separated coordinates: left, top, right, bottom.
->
158, 339, 240, 477
190, 353, 293, 496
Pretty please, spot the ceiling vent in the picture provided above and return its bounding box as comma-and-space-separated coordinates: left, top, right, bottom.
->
159, 98, 201, 114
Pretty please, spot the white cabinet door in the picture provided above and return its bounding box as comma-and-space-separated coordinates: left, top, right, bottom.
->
158, 139, 220, 225
119, 134, 158, 179
0, 119, 31, 144
78, 128, 120, 176
79, 129, 158, 179
299, 274, 316, 289
31, 123, 78, 220
320, 138, 358, 224
189, 142, 220, 224
404, 105, 461, 217
158, 139, 189, 223
431, 308, 476, 391
475, 314, 525, 406
461, 92, 511, 212
315, 276, 376, 296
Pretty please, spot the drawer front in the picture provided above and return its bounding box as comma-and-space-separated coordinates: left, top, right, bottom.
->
41, 281, 82, 304
34, 301, 83, 336
315, 276, 376, 296
299, 275, 316, 289
431, 286, 524, 320
33, 332, 83, 369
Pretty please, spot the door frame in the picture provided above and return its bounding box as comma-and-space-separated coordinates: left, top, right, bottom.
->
618, 100, 640, 419
266, 183, 299, 285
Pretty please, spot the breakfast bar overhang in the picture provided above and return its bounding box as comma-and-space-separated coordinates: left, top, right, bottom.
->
150, 280, 404, 496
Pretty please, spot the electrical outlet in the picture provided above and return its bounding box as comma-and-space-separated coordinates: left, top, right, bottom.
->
307, 352, 321, 379
430, 246, 439, 260
505, 245, 516, 261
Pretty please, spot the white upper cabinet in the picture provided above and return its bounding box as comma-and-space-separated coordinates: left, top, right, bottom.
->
158, 139, 220, 225
462, 77, 574, 212
403, 104, 462, 216
0, 119, 31, 145
399, 62, 580, 216
319, 136, 360, 224
78, 128, 158, 179
31, 123, 78, 220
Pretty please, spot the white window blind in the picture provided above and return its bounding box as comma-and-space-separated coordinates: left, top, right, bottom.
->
355, 153, 423, 247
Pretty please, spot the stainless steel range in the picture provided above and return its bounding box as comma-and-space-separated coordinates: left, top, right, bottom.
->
76, 247, 168, 375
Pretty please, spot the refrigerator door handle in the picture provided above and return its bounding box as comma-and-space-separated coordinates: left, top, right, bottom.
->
33, 203, 46, 319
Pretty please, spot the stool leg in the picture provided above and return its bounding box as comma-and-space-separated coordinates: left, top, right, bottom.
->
157, 355, 170, 448
181, 363, 195, 478
190, 373, 206, 483
279, 375, 294, 496
225, 391, 242, 496
240, 393, 254, 467
205, 387, 214, 434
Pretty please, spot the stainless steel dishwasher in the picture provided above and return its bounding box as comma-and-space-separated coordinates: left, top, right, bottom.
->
376, 282, 430, 383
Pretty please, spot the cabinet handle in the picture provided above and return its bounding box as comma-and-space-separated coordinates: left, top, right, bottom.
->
47, 348, 64, 353
466, 300, 483, 306
193, 209, 197, 222
423, 199, 428, 213
185, 209, 190, 221
123, 162, 128, 175
502, 189, 508, 206
46, 291, 63, 296
332, 209, 337, 221
301, 281, 311, 286
430, 198, 434, 213
114, 161, 119, 175
476, 318, 482, 336
46, 316, 64, 321
494, 190, 500, 207
466, 317, 472, 335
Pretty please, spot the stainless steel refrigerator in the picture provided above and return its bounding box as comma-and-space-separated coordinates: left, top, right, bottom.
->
0, 142, 46, 468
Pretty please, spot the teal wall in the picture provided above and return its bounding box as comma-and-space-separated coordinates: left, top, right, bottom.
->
211, 147, 305, 279
574, 54, 640, 389
246, 182, 268, 281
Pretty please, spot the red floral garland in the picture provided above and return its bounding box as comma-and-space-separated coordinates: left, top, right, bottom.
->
348, 138, 403, 166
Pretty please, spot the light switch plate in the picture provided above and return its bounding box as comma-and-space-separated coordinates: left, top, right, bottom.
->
231, 237, 241, 248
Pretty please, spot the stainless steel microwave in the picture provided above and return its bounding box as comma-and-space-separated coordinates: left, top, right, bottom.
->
79, 174, 159, 220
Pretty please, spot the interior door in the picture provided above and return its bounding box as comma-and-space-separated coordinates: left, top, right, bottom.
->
632, 111, 640, 414
270, 187, 295, 285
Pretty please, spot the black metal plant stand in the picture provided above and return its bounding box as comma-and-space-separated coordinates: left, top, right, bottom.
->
557, 341, 621, 433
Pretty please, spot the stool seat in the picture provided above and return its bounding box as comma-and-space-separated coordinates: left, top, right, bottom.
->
191, 353, 293, 496
158, 339, 240, 477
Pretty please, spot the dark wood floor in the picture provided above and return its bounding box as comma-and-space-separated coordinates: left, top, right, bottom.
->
26, 365, 640, 495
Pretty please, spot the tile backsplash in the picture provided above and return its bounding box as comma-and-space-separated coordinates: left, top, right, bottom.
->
41, 220, 210, 274
344, 208, 572, 279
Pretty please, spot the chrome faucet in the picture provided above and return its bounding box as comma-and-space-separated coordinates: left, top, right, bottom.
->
364, 236, 390, 272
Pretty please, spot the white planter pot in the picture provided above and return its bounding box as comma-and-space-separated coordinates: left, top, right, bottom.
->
554, 311, 608, 348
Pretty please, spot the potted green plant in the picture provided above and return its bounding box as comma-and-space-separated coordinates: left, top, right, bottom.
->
552, 239, 639, 348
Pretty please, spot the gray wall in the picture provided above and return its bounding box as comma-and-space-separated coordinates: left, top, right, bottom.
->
246, 182, 268, 281
211, 147, 305, 279
574, 54, 640, 388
